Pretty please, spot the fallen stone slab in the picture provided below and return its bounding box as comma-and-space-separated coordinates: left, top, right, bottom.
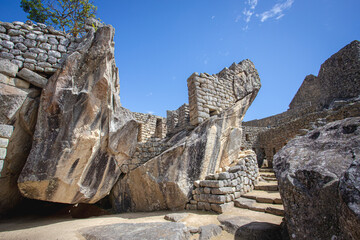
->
164, 213, 189, 222
217, 215, 253, 234
199, 224, 222, 240
0, 59, 18, 77
234, 222, 283, 240
80, 222, 190, 240
17, 68, 48, 88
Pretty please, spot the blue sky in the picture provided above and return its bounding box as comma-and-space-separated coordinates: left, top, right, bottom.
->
1, 0, 359, 120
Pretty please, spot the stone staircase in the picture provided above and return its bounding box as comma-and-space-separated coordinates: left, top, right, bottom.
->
234, 168, 284, 216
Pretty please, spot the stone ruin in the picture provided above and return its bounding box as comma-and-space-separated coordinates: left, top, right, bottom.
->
0, 19, 359, 239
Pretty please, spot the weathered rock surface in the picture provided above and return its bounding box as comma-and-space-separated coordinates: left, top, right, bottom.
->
164, 213, 189, 222
80, 222, 190, 240
111, 77, 260, 212
274, 117, 360, 240
0, 59, 18, 77
17, 25, 138, 204
0, 83, 28, 124
199, 224, 222, 240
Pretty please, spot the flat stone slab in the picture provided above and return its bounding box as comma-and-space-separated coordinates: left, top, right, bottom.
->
217, 215, 253, 234
234, 198, 284, 216
80, 222, 190, 240
242, 190, 282, 204
17, 68, 48, 88
164, 213, 189, 222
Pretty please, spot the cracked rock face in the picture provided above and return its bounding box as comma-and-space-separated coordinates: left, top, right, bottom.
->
274, 117, 360, 240
17, 26, 138, 204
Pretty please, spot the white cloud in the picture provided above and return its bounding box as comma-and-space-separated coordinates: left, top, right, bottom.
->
146, 92, 153, 97
147, 111, 154, 114
238, 0, 259, 27
211, 15, 215, 20
258, 0, 294, 22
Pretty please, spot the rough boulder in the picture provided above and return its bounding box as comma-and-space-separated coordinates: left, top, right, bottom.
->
274, 117, 360, 240
18, 26, 138, 204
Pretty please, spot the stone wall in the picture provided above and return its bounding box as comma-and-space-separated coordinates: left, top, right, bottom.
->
0, 20, 83, 75
166, 103, 190, 136
0, 124, 13, 175
187, 59, 260, 126
289, 40, 360, 110
186, 150, 259, 213
132, 112, 167, 142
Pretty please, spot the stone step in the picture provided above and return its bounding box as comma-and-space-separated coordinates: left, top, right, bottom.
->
242, 190, 282, 204
259, 168, 274, 173
234, 198, 284, 216
261, 176, 277, 181
260, 172, 276, 178
254, 181, 278, 191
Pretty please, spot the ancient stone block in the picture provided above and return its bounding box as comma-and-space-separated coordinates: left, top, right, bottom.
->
17, 68, 47, 88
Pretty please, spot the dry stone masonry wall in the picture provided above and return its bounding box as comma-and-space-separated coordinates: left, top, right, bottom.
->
187, 150, 259, 213
0, 20, 83, 75
187, 59, 260, 126
131, 112, 167, 142
0, 124, 13, 175
166, 103, 190, 136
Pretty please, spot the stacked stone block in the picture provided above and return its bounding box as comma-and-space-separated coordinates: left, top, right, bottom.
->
0, 20, 82, 74
0, 124, 14, 176
133, 139, 172, 164
187, 71, 235, 126
132, 112, 167, 142
187, 151, 259, 213
166, 103, 190, 136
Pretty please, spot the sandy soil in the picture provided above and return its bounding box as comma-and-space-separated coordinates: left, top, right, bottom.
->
0, 207, 283, 240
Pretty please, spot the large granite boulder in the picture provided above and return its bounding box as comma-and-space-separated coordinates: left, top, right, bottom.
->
18, 26, 138, 204
274, 117, 360, 239
111, 66, 260, 212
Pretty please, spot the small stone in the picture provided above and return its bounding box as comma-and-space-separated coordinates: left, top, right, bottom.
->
15, 42, 27, 51
0, 26, 5, 33
23, 51, 37, 59
29, 47, 46, 54
1, 40, 14, 49
23, 63, 35, 71
24, 39, 37, 48
48, 37, 59, 45
0, 138, 9, 148
0, 124, 14, 138
60, 38, 70, 46
10, 49, 21, 55
11, 59, 23, 68
38, 61, 51, 68
0, 148, 6, 160
48, 56, 57, 64
57, 44, 67, 53
10, 36, 25, 43
26, 33, 37, 40
8, 29, 24, 36
24, 58, 37, 64
48, 50, 61, 58
37, 35, 48, 43
164, 213, 189, 222
39, 43, 51, 51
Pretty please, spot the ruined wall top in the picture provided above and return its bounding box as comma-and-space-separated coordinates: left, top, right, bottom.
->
187, 59, 260, 126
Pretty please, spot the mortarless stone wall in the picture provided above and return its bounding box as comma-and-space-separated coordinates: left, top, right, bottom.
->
0, 20, 85, 75
187, 59, 260, 126
131, 112, 167, 142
